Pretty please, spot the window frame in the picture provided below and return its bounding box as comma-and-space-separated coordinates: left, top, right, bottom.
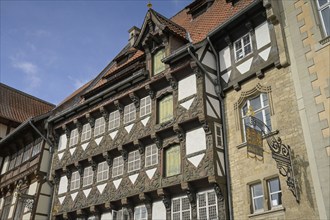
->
140, 96, 152, 118
97, 161, 109, 182
31, 141, 42, 157
267, 177, 282, 209
124, 103, 136, 124
171, 195, 191, 220
197, 190, 218, 220
57, 134, 67, 152
70, 171, 80, 191
165, 144, 181, 177
134, 205, 148, 220
81, 123, 92, 142
214, 123, 223, 148
158, 94, 173, 124
94, 117, 106, 137
22, 144, 33, 163
316, 0, 330, 37
128, 150, 141, 173
241, 93, 271, 141
250, 182, 264, 213
69, 128, 79, 147
112, 156, 124, 178
145, 144, 158, 167
153, 48, 166, 75
83, 166, 94, 187
234, 33, 253, 62
109, 110, 120, 130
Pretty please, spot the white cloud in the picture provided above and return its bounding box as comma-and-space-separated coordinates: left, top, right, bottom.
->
11, 60, 41, 89
68, 76, 88, 90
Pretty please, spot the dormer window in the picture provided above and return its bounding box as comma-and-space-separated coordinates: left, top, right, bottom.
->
153, 49, 165, 75
234, 33, 252, 62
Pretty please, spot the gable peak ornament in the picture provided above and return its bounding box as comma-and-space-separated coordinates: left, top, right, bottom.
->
147, 1, 152, 9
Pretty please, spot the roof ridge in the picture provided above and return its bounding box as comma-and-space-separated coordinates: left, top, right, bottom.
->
151, 9, 187, 33
0, 83, 55, 107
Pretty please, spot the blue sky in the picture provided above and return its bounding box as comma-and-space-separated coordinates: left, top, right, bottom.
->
0, 0, 191, 105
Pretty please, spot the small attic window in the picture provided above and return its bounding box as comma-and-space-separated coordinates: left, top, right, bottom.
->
187, 0, 214, 19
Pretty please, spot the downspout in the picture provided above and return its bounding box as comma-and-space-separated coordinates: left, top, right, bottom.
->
28, 120, 55, 218
207, 37, 233, 220
187, 41, 233, 220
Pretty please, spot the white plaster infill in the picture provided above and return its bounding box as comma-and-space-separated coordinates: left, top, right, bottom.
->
187, 154, 205, 168
97, 183, 107, 194
95, 137, 103, 145
145, 168, 157, 179
237, 58, 253, 74
81, 142, 89, 151
180, 98, 194, 110
83, 188, 91, 198
71, 192, 78, 201
69, 147, 76, 155
129, 173, 139, 185
221, 70, 232, 83
109, 131, 118, 140
259, 47, 271, 61
58, 196, 65, 204
141, 116, 150, 126
113, 179, 122, 189
125, 124, 134, 134
58, 152, 64, 161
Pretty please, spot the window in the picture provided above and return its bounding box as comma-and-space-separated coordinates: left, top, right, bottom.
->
241, 93, 271, 140
268, 178, 282, 208
134, 205, 147, 220
153, 49, 165, 75
113, 209, 130, 220
165, 145, 181, 177
94, 117, 106, 137
22, 144, 32, 163
197, 190, 218, 220
8, 154, 16, 171
317, 0, 330, 36
81, 123, 92, 142
109, 110, 120, 130
112, 156, 124, 177
250, 183, 264, 213
234, 33, 252, 61
58, 134, 67, 151
128, 150, 141, 173
172, 196, 191, 220
214, 123, 223, 148
15, 148, 24, 167
69, 128, 79, 147
124, 103, 136, 124
158, 94, 173, 124
1, 195, 12, 220
140, 96, 151, 117
31, 141, 42, 157
97, 161, 109, 182
83, 166, 94, 187
145, 144, 158, 167
70, 171, 80, 190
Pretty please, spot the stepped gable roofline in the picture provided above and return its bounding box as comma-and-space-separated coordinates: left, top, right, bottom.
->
0, 83, 55, 124
133, 8, 188, 50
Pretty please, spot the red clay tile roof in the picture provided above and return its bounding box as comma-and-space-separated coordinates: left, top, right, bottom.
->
0, 83, 55, 123
171, 0, 255, 43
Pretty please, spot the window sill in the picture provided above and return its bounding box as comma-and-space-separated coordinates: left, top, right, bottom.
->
236, 130, 279, 149
248, 206, 285, 218
319, 35, 330, 45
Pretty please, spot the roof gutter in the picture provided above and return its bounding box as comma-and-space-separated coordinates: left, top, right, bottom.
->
48, 69, 148, 123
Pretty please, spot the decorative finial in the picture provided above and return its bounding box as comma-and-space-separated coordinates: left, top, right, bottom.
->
247, 105, 255, 117
147, 1, 152, 9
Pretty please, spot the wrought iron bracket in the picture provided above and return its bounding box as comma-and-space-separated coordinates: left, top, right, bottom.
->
248, 116, 300, 202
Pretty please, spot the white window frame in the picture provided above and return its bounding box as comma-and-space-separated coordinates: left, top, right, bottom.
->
268, 178, 282, 209
69, 128, 79, 147
31, 141, 42, 157
234, 33, 253, 62
140, 96, 152, 117
251, 183, 264, 213
109, 110, 120, 130
81, 123, 92, 142
112, 156, 124, 177
171, 195, 191, 220
58, 134, 67, 152
94, 117, 106, 137
317, 0, 330, 36
197, 190, 218, 220
97, 161, 109, 182
134, 205, 147, 220
128, 150, 141, 173
124, 103, 136, 124
70, 171, 80, 191
145, 144, 158, 167
214, 123, 223, 148
83, 166, 94, 187
241, 93, 271, 141
22, 144, 32, 163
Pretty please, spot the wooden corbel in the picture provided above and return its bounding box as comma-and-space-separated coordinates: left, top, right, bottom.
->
129, 92, 140, 108
165, 73, 177, 90
114, 100, 124, 113
86, 113, 95, 128
145, 84, 155, 99
151, 133, 162, 149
